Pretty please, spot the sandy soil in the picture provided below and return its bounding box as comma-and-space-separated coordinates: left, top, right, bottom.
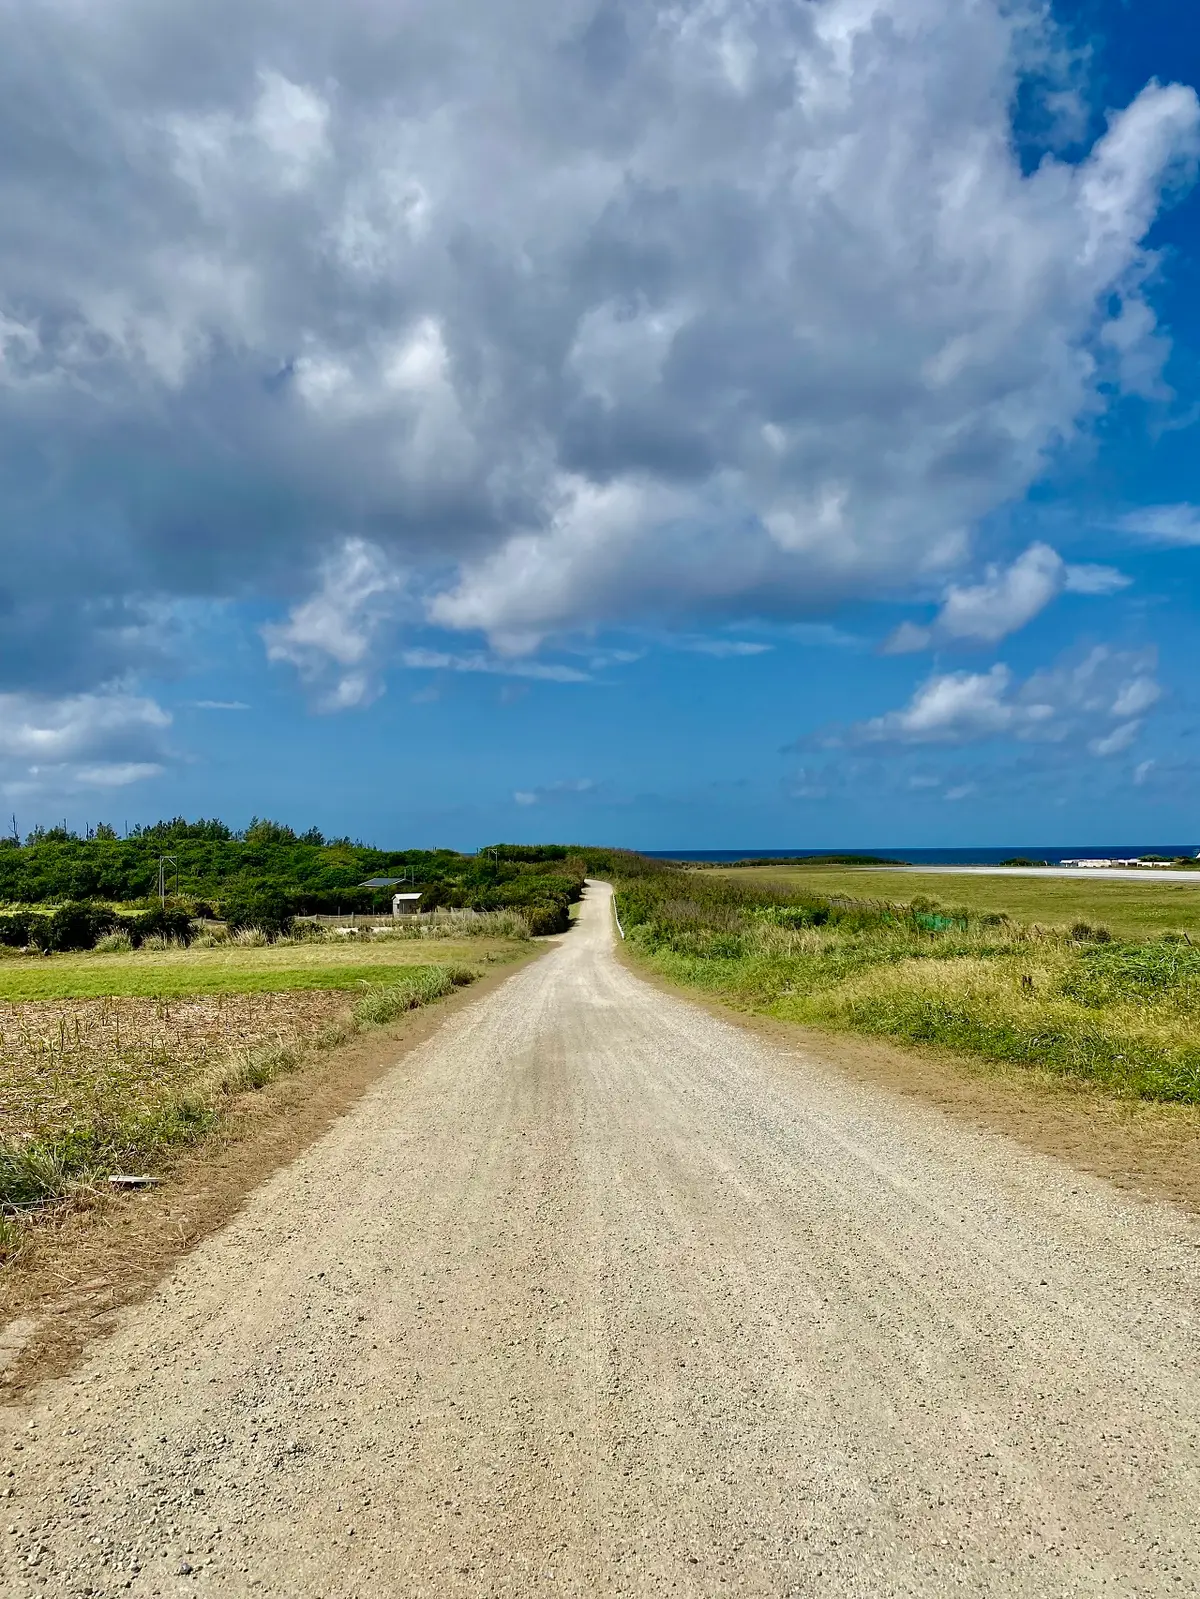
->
3, 883, 1199, 1596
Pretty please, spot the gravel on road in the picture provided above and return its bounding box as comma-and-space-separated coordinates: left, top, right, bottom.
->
3, 881, 1199, 1596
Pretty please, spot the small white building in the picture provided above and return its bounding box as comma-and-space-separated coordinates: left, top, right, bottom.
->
359, 876, 423, 917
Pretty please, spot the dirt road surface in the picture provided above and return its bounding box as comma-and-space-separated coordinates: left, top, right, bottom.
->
4, 882, 1200, 1597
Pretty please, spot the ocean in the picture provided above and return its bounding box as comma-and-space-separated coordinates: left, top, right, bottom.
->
647, 846, 1200, 865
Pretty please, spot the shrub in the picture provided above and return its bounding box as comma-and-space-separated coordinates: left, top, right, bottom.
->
525, 901, 571, 936
22, 901, 120, 952
126, 906, 195, 946
753, 902, 831, 929
95, 931, 133, 953
1069, 921, 1114, 944
0, 911, 41, 948
221, 886, 295, 937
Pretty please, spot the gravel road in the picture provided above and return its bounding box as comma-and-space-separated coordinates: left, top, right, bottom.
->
4, 881, 1200, 1597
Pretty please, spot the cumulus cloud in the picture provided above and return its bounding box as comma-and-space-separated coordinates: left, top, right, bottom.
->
884, 543, 1129, 652
852, 665, 1047, 742
848, 647, 1161, 752
0, 691, 172, 796
0, 0, 1192, 699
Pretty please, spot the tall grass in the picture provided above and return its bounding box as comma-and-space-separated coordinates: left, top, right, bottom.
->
350, 965, 472, 1023
361, 909, 532, 941
266, 911, 532, 946
615, 872, 1200, 1103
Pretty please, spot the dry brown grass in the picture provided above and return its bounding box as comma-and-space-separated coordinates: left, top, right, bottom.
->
0, 990, 352, 1144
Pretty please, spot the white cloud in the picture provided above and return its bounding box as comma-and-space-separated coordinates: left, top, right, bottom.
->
512, 778, 595, 806
72, 762, 165, 788
0, 691, 172, 795
1116, 504, 1200, 545
681, 640, 772, 658
849, 646, 1161, 752
884, 543, 1129, 652
399, 649, 590, 684
262, 539, 406, 709
1062, 564, 1130, 596
853, 665, 1045, 742
1089, 720, 1140, 757
0, 0, 1192, 693
1134, 759, 1156, 785
1112, 676, 1161, 717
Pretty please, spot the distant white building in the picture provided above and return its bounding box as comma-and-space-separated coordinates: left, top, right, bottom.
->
1059, 857, 1178, 869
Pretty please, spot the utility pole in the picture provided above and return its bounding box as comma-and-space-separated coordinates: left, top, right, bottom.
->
157, 855, 179, 908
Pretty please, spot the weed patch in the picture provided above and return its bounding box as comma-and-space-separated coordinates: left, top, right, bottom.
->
616, 872, 1200, 1103
0, 966, 474, 1220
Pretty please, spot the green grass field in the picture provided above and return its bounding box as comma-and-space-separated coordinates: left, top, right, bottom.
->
0, 937, 527, 1001
706, 866, 1200, 940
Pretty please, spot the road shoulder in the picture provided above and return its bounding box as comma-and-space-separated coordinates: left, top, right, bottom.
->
617, 938, 1200, 1219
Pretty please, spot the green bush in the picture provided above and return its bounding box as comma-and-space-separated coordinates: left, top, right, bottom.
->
125, 906, 195, 947
525, 902, 571, 936
0, 910, 42, 948
221, 886, 295, 937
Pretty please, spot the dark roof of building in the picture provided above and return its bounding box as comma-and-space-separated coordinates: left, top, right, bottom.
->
360, 876, 413, 888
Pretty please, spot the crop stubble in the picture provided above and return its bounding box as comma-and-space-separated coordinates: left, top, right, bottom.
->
0, 990, 353, 1144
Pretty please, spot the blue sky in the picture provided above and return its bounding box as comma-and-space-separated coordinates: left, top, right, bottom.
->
2, 0, 1200, 849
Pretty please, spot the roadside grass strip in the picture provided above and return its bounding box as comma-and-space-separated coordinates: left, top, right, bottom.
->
0, 944, 517, 1003
707, 864, 1200, 941
0, 963, 449, 1002
617, 874, 1200, 1104
0, 965, 472, 1253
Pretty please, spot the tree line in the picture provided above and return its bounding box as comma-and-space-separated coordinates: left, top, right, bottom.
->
0, 819, 670, 945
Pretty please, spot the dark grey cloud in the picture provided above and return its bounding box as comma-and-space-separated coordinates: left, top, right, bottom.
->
0, 690, 173, 801
0, 0, 1196, 714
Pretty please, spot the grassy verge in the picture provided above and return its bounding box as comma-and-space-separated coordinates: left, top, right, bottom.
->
617, 873, 1200, 1103
0, 936, 526, 1001
705, 864, 1200, 940
0, 965, 473, 1257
